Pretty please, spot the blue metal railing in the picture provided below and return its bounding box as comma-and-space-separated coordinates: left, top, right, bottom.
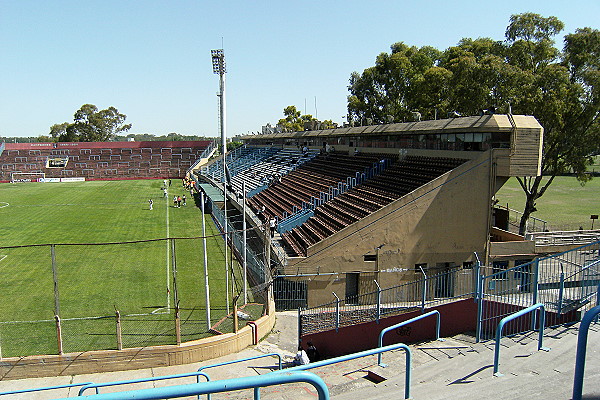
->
276, 159, 391, 234
572, 305, 600, 400
79, 371, 210, 396
211, 200, 268, 286
493, 303, 550, 376
197, 352, 283, 374
198, 353, 283, 400
57, 371, 329, 400
377, 310, 442, 367
0, 382, 93, 397
280, 342, 412, 400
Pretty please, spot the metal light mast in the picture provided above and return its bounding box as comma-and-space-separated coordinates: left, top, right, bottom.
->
212, 49, 230, 313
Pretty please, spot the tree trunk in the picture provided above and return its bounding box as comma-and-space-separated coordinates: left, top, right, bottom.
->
517, 175, 555, 236
519, 194, 537, 236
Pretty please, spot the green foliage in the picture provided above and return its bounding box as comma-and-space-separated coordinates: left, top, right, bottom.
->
277, 105, 316, 132
227, 141, 244, 151
50, 104, 132, 142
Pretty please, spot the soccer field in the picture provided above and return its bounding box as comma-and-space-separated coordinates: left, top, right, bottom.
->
0, 179, 256, 357
495, 176, 600, 231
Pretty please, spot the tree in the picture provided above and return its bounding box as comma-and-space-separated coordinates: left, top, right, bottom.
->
347, 13, 600, 234
277, 105, 317, 132
348, 43, 443, 123
505, 16, 600, 234
50, 104, 132, 142
36, 135, 55, 143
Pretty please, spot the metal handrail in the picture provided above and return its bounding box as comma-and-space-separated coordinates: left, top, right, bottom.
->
280, 342, 412, 400
197, 352, 283, 374
377, 310, 442, 366
493, 303, 550, 376
198, 353, 283, 400
572, 305, 600, 400
59, 371, 329, 400
78, 371, 210, 396
0, 382, 93, 397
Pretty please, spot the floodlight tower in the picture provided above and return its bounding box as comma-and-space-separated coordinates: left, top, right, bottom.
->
212, 49, 230, 313
211, 49, 226, 163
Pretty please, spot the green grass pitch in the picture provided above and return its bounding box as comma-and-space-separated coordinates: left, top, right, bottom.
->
495, 176, 600, 231
0, 179, 256, 357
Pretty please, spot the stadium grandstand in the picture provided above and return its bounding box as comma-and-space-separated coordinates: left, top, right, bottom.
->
1, 115, 598, 399
198, 114, 548, 308
0, 140, 215, 182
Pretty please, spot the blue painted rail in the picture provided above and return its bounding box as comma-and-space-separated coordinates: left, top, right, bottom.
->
493, 303, 550, 376
572, 305, 600, 400
0, 382, 93, 397
78, 371, 210, 396
58, 371, 329, 400
377, 310, 443, 367
280, 342, 412, 400
197, 353, 284, 399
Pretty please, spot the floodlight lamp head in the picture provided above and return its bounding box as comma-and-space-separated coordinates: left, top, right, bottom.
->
211, 49, 226, 74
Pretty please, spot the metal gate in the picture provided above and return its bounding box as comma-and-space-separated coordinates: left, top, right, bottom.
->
273, 277, 308, 311
477, 241, 600, 341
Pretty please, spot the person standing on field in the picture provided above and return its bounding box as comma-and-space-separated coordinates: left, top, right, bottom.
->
149, 199, 153, 210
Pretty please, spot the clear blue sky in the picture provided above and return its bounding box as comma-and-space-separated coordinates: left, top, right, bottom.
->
1, 0, 598, 139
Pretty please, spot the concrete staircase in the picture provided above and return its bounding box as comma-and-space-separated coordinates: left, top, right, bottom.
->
330, 324, 599, 400
247, 323, 599, 400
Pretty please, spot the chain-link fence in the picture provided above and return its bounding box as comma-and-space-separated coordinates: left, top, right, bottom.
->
299, 267, 476, 336
0, 237, 264, 358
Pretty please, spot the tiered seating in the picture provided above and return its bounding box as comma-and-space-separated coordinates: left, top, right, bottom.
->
201, 147, 280, 183
229, 148, 317, 195
246, 152, 388, 222
0, 141, 211, 181
282, 156, 467, 256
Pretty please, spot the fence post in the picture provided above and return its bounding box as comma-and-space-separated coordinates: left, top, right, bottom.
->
51, 244, 60, 317
419, 266, 427, 313
297, 307, 302, 344
531, 259, 540, 330
374, 280, 381, 323
557, 269, 565, 315
115, 310, 123, 350
333, 292, 340, 332
233, 297, 239, 334
175, 305, 181, 345
55, 315, 63, 355
475, 273, 484, 343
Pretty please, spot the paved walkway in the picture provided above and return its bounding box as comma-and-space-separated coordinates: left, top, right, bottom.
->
0, 311, 598, 399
